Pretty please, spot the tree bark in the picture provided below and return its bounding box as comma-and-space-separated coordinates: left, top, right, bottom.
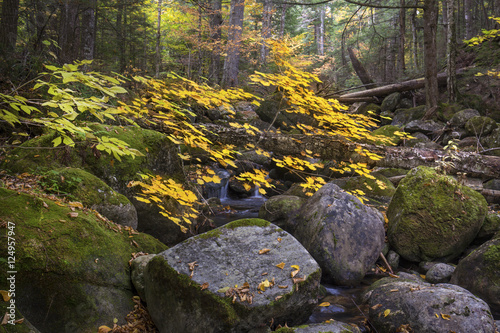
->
446, 0, 457, 103
422, 0, 439, 119
410, 8, 419, 71
0, 0, 20, 54
397, 0, 406, 77
279, 4, 287, 38
260, 0, 273, 65
347, 47, 376, 89
155, 0, 162, 78
58, 0, 80, 64
209, 0, 222, 83
463, 0, 473, 39
81, 0, 96, 61
222, 0, 245, 87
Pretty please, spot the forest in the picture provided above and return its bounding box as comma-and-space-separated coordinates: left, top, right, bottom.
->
0, 0, 500, 332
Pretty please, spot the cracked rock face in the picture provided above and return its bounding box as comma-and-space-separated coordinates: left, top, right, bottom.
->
144, 219, 322, 333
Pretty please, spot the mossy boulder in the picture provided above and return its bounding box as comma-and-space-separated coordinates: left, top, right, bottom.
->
143, 219, 322, 332
381, 93, 401, 112
387, 166, 488, 262
451, 238, 500, 316
2, 123, 181, 194
391, 105, 426, 127
370, 125, 402, 146
258, 195, 306, 232
0, 187, 167, 333
449, 109, 480, 128
481, 127, 500, 157
476, 213, 500, 241
465, 116, 498, 137
43, 167, 138, 228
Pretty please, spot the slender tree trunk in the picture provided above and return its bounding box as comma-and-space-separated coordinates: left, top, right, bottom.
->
155, 0, 162, 77
464, 0, 473, 39
411, 8, 419, 71
318, 6, 325, 56
222, 0, 245, 87
347, 47, 376, 88
260, 0, 273, 65
397, 0, 406, 78
209, 0, 222, 83
0, 0, 20, 54
422, 0, 439, 119
279, 4, 287, 38
59, 0, 80, 64
116, 2, 126, 71
446, 0, 457, 102
81, 0, 96, 61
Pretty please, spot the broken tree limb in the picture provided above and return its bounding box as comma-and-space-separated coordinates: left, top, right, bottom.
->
347, 47, 377, 89
336, 67, 472, 101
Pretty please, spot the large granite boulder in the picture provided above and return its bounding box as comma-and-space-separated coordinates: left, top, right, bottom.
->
387, 166, 488, 262
451, 237, 500, 316
258, 195, 306, 232
0, 188, 167, 333
363, 277, 495, 332
293, 183, 385, 286
143, 219, 322, 333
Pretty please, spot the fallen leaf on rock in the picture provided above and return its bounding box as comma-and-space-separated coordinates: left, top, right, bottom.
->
276, 262, 285, 269
278, 285, 288, 289
390, 289, 398, 292
218, 287, 230, 293
259, 248, 271, 254
319, 302, 330, 307
200, 282, 209, 290
371, 304, 382, 310
277, 237, 282, 242
441, 313, 450, 320
291, 269, 299, 278
435, 313, 439, 318
384, 309, 391, 317
291, 265, 300, 270
68, 212, 78, 218
68, 201, 84, 208
42, 201, 49, 208
261, 272, 268, 276
98, 326, 112, 333
275, 296, 282, 301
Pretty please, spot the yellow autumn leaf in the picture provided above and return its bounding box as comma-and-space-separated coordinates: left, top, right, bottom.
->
276, 262, 285, 269
319, 302, 330, 307
259, 248, 271, 255
98, 326, 112, 333
383, 309, 391, 317
0, 290, 10, 301
290, 265, 300, 270
441, 313, 451, 320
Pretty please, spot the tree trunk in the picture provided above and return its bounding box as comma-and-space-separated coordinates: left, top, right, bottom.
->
209, 0, 222, 83
116, 2, 126, 71
221, 0, 245, 87
279, 4, 287, 38
422, 0, 439, 119
317, 6, 325, 56
446, 0, 457, 102
58, 0, 80, 64
464, 0, 473, 39
411, 8, 419, 71
397, 0, 406, 77
155, 0, 162, 78
347, 47, 376, 89
0, 0, 20, 54
260, 0, 273, 65
81, 0, 96, 61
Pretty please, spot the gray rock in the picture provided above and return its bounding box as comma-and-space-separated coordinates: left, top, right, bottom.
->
481, 128, 500, 155
405, 132, 430, 147
131, 254, 157, 301
451, 238, 500, 316
457, 136, 480, 149
449, 108, 481, 127
144, 219, 322, 333
387, 166, 488, 262
413, 141, 443, 150
426, 263, 455, 283
294, 183, 385, 286
476, 212, 500, 240
258, 195, 306, 232
281, 321, 362, 332
386, 250, 400, 270
405, 119, 445, 136
364, 277, 495, 333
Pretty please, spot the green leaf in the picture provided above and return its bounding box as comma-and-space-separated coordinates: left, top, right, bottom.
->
52, 136, 62, 147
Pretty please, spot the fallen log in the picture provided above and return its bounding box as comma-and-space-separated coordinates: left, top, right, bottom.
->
336, 67, 472, 101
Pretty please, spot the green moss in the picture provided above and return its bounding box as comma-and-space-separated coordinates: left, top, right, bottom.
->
370, 125, 403, 146
224, 218, 271, 229
484, 243, 500, 267
196, 228, 223, 240
42, 167, 130, 206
